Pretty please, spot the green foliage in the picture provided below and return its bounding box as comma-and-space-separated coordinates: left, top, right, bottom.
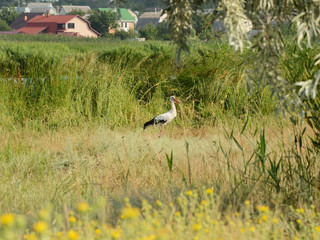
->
198, 26, 216, 41
164, 0, 320, 122
0, 5, 18, 25
138, 23, 158, 40
88, 9, 118, 36
0, 18, 11, 31
192, 13, 211, 35
114, 29, 134, 40
156, 22, 171, 40
0, 35, 276, 129
67, 9, 86, 16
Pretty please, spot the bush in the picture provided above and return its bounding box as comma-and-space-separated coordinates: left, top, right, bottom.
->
114, 30, 135, 40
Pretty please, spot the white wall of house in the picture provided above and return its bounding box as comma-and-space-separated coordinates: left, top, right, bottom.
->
64, 17, 98, 38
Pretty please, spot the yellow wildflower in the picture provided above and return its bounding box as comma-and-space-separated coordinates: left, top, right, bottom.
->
260, 206, 269, 212
95, 229, 101, 235
111, 229, 121, 239
297, 208, 304, 214
273, 218, 279, 224
186, 190, 193, 196
175, 212, 181, 217
235, 212, 239, 217
315, 226, 320, 232
23, 233, 37, 240
33, 221, 47, 233
169, 202, 174, 206
77, 202, 89, 213
120, 207, 140, 219
204, 229, 209, 234
240, 228, 245, 233
250, 226, 255, 232
206, 188, 213, 194
68, 230, 79, 240
261, 215, 268, 222
69, 216, 76, 223
57, 232, 64, 237
143, 235, 156, 240
296, 219, 301, 224
152, 219, 160, 226
201, 200, 209, 206
193, 223, 202, 231
1, 213, 14, 226
244, 200, 250, 206
212, 220, 217, 225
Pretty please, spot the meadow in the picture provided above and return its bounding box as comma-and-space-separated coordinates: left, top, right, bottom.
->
0, 34, 319, 239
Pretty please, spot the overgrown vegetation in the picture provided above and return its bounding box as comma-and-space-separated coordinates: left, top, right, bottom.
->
0, 35, 320, 239
0, 35, 275, 130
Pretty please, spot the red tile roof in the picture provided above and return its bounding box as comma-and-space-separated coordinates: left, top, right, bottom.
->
16, 15, 100, 36
28, 15, 76, 23
18, 26, 48, 34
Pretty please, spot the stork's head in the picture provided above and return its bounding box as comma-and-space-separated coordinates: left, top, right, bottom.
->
170, 96, 181, 104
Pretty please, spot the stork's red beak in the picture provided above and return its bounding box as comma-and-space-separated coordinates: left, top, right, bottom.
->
174, 98, 181, 104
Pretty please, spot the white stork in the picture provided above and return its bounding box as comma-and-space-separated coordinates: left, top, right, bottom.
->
143, 96, 181, 135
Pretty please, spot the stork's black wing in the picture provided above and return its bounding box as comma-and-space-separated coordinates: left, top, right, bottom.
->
143, 118, 167, 129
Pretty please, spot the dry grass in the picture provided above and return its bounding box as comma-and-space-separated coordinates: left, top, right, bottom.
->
0, 117, 303, 220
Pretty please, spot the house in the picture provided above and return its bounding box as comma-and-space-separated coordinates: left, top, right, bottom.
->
17, 15, 100, 38
26, 2, 57, 15
212, 19, 253, 33
98, 8, 137, 33
59, 5, 91, 18
136, 11, 167, 30
15, 7, 27, 14
10, 13, 43, 30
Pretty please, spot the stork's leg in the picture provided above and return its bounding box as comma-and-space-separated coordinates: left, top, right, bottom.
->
160, 126, 164, 137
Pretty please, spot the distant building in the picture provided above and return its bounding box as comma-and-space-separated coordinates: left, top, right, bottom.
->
136, 11, 167, 30
15, 7, 28, 14
99, 8, 137, 33
10, 13, 43, 30
59, 5, 91, 16
212, 19, 253, 33
26, 2, 57, 15
17, 14, 100, 38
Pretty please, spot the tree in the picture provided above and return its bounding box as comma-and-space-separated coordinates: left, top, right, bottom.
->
164, 0, 320, 115
156, 22, 171, 40
138, 23, 158, 40
0, 5, 18, 25
0, 18, 11, 31
88, 9, 118, 36
68, 9, 86, 17
114, 29, 134, 40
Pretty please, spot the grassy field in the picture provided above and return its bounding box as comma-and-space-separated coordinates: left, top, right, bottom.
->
0, 35, 319, 240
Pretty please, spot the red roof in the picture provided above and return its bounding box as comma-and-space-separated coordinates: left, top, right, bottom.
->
17, 15, 100, 36
18, 26, 47, 34
28, 15, 76, 23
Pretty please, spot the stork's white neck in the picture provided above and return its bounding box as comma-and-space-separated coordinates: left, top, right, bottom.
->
170, 100, 177, 116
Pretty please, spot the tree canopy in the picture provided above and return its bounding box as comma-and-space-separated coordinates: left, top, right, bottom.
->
0, 5, 18, 26
88, 9, 118, 36
164, 0, 320, 118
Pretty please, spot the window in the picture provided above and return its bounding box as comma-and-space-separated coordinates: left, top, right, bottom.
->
57, 23, 65, 29
68, 23, 75, 29
125, 22, 127, 28
121, 22, 123, 27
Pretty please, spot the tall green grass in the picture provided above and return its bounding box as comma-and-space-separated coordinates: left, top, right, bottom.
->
0, 35, 275, 130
